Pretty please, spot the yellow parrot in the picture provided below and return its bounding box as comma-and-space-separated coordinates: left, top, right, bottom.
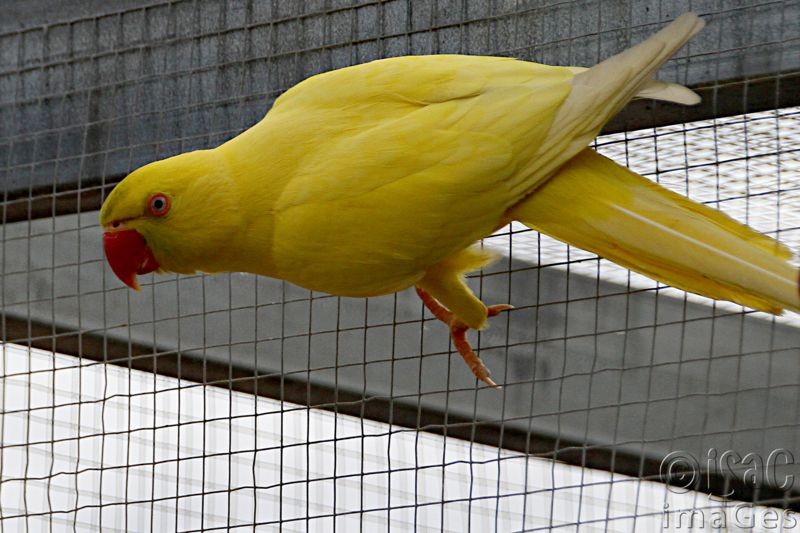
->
100, 13, 799, 387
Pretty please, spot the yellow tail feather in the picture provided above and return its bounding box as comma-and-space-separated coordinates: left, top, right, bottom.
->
508, 149, 799, 314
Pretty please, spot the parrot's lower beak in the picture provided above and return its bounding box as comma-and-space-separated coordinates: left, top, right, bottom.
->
103, 228, 160, 291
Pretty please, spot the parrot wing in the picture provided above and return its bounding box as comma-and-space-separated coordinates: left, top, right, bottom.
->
266, 105, 517, 295
232, 56, 575, 294
265, 55, 578, 213
225, 19, 706, 298
272, 54, 554, 113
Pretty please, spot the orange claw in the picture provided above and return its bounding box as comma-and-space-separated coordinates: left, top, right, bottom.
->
416, 287, 512, 388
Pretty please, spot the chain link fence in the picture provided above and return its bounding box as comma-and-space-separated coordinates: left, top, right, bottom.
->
1, 1, 799, 530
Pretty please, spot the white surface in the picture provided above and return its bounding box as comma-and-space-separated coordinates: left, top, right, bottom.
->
0, 344, 788, 532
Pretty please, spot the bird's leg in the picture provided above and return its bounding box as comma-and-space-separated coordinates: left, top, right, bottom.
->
415, 287, 512, 388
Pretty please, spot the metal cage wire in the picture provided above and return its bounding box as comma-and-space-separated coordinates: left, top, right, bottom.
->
1, 0, 799, 531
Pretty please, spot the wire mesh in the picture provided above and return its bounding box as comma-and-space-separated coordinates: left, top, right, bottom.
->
1, 0, 800, 531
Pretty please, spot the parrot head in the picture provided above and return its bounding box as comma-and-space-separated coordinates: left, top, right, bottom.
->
100, 149, 242, 290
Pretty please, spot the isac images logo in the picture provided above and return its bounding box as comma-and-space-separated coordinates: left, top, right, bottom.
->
659, 448, 798, 530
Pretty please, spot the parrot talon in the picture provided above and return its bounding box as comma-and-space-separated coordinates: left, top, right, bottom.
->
416, 287, 509, 388
449, 322, 499, 388
415, 287, 452, 323
487, 304, 514, 317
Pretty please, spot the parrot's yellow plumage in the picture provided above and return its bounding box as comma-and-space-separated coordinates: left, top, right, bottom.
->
100, 13, 799, 387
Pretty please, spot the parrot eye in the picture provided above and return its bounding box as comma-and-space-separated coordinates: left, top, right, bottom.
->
148, 194, 170, 217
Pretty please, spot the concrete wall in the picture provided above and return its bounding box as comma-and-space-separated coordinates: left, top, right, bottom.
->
1, 1, 798, 194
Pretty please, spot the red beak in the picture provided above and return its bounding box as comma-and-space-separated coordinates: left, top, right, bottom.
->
103, 229, 160, 291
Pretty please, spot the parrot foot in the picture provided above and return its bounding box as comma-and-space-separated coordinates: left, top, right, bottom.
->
415, 287, 512, 388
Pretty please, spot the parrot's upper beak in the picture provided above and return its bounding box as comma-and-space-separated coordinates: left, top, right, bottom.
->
103, 228, 160, 291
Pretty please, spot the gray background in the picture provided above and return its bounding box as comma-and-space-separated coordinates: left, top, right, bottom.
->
2, 1, 798, 195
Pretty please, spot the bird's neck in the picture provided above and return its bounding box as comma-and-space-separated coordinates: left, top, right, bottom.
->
211, 120, 290, 279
